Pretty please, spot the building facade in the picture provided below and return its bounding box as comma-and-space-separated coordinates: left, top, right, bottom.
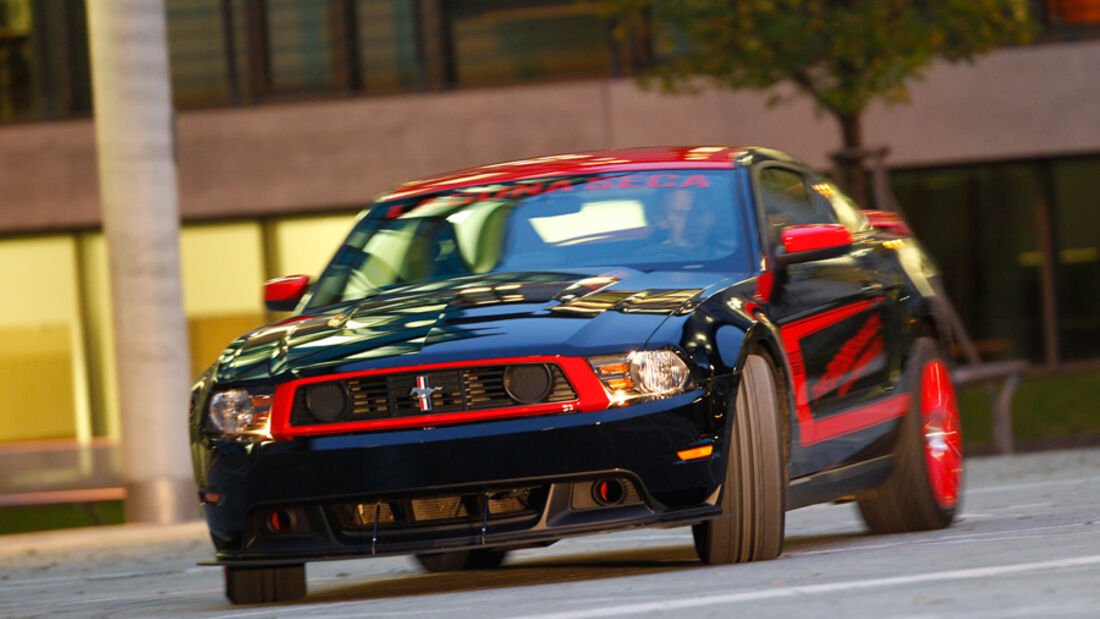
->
0, 1, 1097, 468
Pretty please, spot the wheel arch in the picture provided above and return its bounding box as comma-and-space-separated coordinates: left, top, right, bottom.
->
901, 310, 949, 387
733, 325, 793, 480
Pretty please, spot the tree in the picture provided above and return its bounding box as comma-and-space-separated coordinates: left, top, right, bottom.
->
598, 0, 1032, 206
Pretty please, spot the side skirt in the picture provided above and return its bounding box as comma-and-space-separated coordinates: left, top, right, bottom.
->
786, 454, 894, 510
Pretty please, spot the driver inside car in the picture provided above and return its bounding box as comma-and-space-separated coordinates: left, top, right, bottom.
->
657, 188, 718, 255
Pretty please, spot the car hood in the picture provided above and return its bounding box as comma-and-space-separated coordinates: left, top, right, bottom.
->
213, 268, 736, 384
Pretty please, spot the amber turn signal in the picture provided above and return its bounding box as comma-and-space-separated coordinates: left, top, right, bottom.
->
676, 445, 714, 460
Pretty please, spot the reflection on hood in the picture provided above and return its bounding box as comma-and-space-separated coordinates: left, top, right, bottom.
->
215, 269, 733, 383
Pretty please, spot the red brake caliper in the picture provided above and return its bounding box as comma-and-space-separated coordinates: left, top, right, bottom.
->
920, 360, 962, 509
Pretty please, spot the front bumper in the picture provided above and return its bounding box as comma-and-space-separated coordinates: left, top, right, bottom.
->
193, 390, 729, 566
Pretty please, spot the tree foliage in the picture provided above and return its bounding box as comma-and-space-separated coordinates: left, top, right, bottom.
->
598, 0, 1033, 201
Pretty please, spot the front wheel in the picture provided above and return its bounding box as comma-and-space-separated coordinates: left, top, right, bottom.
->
858, 337, 963, 533
693, 353, 786, 564
224, 564, 306, 604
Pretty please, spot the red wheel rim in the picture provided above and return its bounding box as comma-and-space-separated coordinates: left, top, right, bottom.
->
920, 360, 962, 509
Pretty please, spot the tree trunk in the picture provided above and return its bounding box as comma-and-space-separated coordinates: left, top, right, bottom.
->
835, 113, 871, 208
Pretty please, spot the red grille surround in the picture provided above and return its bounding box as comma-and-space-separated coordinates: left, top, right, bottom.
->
270, 356, 609, 439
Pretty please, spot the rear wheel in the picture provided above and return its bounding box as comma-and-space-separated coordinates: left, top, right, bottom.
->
414, 548, 508, 572
224, 564, 306, 605
693, 353, 786, 564
858, 337, 963, 533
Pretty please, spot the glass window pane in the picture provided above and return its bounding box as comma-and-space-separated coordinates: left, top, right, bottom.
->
180, 222, 267, 376
892, 164, 1043, 362
267, 0, 346, 94
358, 0, 420, 92
1052, 156, 1100, 360
448, 0, 610, 87
0, 0, 38, 121
0, 0, 92, 123
271, 214, 356, 279
166, 0, 230, 108
0, 236, 87, 441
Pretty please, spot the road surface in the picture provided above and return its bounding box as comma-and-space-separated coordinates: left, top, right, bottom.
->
2, 447, 1099, 617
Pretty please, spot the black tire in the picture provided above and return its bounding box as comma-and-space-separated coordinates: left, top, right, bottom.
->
693, 353, 786, 564
224, 564, 306, 605
414, 548, 508, 572
858, 337, 962, 533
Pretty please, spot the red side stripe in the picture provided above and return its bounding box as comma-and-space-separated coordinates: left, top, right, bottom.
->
803, 393, 910, 445
779, 298, 903, 446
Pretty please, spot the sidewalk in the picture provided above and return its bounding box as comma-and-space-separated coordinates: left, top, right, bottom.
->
0, 519, 208, 557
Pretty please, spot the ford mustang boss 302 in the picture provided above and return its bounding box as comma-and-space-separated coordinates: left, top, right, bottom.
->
190, 146, 962, 604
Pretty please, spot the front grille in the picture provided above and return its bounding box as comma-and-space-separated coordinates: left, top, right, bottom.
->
290, 363, 576, 427
330, 486, 546, 532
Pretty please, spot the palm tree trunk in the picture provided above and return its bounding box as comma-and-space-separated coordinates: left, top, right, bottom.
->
87, 0, 195, 524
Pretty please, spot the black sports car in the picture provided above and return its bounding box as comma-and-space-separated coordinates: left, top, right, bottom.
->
190, 147, 962, 604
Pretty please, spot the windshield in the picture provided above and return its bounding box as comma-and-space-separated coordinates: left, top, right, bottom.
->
305, 170, 749, 309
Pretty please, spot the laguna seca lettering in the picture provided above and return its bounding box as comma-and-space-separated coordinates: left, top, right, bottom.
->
408, 174, 711, 210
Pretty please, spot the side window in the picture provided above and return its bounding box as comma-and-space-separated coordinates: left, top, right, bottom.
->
757, 167, 837, 247
809, 178, 871, 234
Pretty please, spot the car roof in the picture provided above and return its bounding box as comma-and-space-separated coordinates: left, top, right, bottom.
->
377, 146, 796, 202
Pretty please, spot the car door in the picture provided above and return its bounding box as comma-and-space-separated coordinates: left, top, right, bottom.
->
753, 164, 901, 477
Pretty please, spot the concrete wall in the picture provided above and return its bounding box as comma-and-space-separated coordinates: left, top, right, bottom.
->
1, 39, 1097, 235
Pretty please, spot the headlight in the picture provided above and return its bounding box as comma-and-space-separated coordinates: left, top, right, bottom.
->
630, 350, 692, 393
207, 388, 274, 440
588, 350, 693, 406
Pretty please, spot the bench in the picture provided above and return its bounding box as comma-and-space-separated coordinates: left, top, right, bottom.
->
0, 439, 124, 522
952, 360, 1029, 455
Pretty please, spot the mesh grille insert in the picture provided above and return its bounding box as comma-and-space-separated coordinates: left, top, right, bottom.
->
290, 363, 576, 427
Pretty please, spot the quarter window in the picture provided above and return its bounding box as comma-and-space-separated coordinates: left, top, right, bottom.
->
757, 167, 838, 247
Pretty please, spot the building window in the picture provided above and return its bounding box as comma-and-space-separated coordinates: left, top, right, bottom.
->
445, 0, 612, 87
893, 156, 1100, 366
264, 0, 351, 95
180, 222, 268, 377
357, 0, 421, 93
0, 236, 90, 442
892, 164, 1045, 363
0, 0, 91, 123
166, 0, 233, 108
0, 0, 34, 121
267, 214, 355, 279
1051, 156, 1100, 360
2, 0, 627, 122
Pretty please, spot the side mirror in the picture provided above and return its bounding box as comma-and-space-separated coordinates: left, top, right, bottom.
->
775, 224, 853, 267
861, 210, 911, 236
264, 275, 311, 312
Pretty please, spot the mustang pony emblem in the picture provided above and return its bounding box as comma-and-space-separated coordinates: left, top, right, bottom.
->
410, 376, 443, 411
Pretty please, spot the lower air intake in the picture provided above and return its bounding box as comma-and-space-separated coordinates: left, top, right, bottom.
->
333, 486, 546, 531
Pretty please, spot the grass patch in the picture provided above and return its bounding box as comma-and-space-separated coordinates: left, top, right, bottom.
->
958, 369, 1100, 448
0, 501, 124, 536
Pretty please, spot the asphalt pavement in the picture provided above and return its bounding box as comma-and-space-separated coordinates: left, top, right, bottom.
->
2, 447, 1099, 617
